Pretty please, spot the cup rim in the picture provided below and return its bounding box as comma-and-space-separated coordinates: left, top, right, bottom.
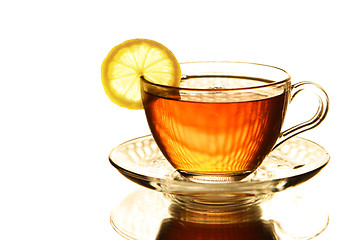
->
141, 61, 291, 92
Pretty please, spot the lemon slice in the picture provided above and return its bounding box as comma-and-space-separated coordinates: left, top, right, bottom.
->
101, 39, 181, 109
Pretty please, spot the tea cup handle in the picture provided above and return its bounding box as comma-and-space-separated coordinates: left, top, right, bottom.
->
273, 81, 329, 149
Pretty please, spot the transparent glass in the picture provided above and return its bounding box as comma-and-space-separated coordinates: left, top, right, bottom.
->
141, 62, 329, 182
109, 135, 329, 202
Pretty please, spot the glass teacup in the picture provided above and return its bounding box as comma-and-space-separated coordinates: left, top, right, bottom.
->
141, 62, 328, 182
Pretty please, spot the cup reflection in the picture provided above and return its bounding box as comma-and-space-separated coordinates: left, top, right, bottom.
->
155, 203, 278, 240
156, 218, 277, 240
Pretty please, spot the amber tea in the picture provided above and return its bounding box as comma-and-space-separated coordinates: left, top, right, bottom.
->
143, 76, 288, 179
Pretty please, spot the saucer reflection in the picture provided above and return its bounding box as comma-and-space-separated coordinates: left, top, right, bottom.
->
110, 189, 328, 240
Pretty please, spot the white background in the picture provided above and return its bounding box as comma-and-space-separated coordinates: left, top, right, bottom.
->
1, 0, 359, 239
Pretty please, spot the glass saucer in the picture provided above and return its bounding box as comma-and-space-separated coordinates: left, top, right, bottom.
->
109, 135, 329, 202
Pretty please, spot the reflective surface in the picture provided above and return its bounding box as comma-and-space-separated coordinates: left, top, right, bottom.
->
111, 189, 329, 240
